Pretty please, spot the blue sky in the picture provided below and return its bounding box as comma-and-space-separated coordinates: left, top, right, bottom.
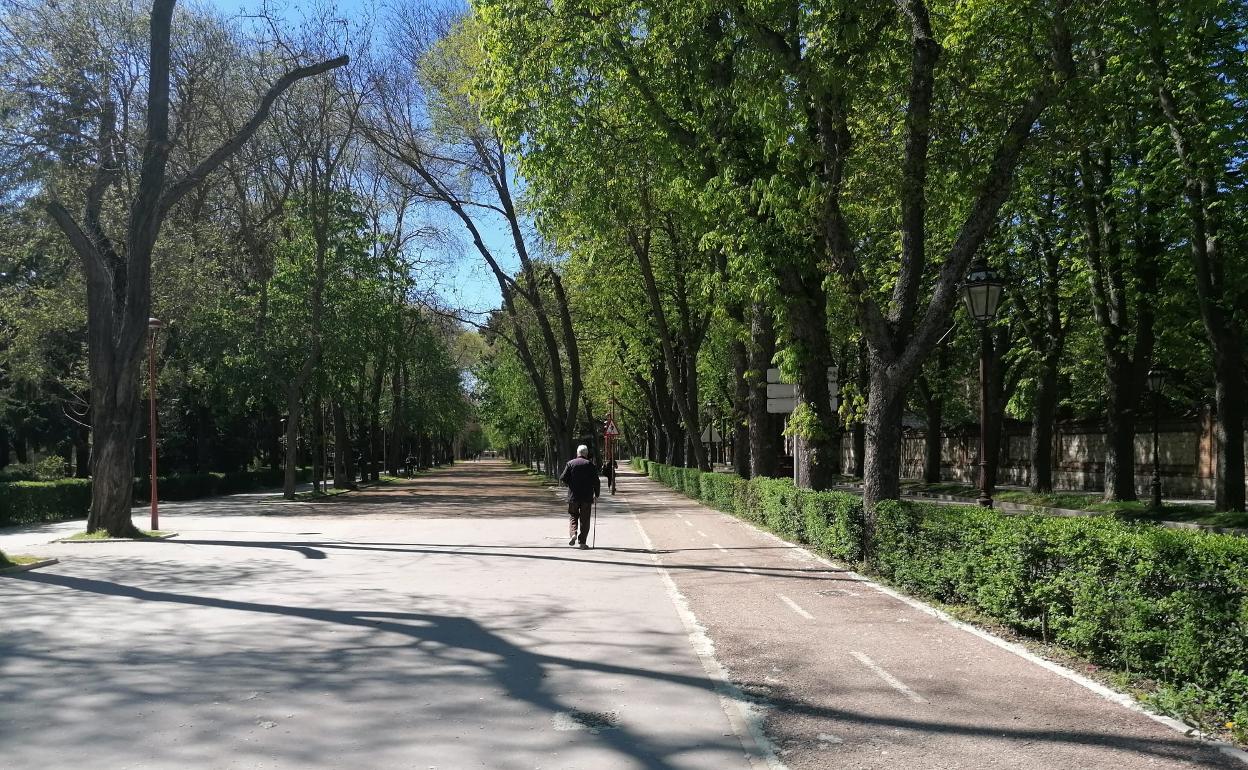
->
202, 0, 509, 317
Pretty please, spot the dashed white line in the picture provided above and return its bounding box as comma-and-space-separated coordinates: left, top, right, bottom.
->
697, 530, 708, 538
851, 651, 926, 704
684, 520, 694, 528
737, 562, 757, 574
675, 513, 684, 518
712, 543, 728, 553
777, 593, 814, 620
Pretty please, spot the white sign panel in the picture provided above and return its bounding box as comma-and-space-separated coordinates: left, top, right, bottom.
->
767, 397, 797, 414
766, 367, 782, 384
766, 383, 796, 399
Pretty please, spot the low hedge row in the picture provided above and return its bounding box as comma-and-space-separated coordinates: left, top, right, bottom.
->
639, 460, 1248, 730
0, 479, 93, 527
0, 468, 313, 528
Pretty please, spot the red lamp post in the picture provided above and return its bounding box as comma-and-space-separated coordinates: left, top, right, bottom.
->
147, 317, 164, 531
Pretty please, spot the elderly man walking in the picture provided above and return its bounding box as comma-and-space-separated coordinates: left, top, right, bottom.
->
559, 444, 600, 549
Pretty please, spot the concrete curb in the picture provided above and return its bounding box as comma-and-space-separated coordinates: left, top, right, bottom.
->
0, 557, 59, 575
53, 532, 179, 543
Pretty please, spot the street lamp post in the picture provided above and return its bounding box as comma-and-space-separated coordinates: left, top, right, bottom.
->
962, 259, 1005, 508
147, 317, 164, 531
1147, 367, 1167, 509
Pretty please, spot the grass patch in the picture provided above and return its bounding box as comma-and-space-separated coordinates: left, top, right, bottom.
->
63, 529, 172, 541
2, 553, 44, 566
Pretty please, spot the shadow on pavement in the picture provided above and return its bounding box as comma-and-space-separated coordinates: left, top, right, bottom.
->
6, 567, 1231, 768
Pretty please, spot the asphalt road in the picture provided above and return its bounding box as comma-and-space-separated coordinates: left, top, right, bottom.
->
0, 460, 1241, 769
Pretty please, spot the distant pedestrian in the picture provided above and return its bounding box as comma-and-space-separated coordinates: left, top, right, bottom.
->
602, 457, 618, 495
559, 444, 600, 549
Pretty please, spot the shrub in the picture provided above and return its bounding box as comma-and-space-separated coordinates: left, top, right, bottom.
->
2, 467, 308, 527
0, 479, 92, 527
751, 477, 803, 540
801, 490, 865, 563
871, 499, 1248, 723
0, 456, 71, 482
698, 472, 742, 514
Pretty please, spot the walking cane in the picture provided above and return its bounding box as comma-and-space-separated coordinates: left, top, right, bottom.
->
592, 497, 598, 549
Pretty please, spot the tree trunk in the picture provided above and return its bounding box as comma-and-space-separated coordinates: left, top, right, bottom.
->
862, 366, 905, 513
748, 303, 778, 478
1030, 352, 1059, 492
333, 401, 352, 489
86, 367, 142, 536
1212, 344, 1246, 511
732, 335, 751, 478
1102, 356, 1139, 501
283, 386, 302, 497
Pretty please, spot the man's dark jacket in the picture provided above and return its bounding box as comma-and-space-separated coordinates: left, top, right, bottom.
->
560, 457, 600, 502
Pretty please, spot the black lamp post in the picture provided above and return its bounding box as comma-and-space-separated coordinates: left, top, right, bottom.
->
962, 259, 1006, 508
1147, 367, 1167, 509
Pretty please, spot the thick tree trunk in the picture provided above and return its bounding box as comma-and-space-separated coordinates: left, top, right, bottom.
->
1103, 356, 1139, 501
1213, 346, 1246, 511
862, 366, 905, 512
748, 303, 778, 478
86, 364, 143, 536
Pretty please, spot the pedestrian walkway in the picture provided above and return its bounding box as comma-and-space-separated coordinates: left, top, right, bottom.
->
618, 467, 1242, 769
0, 461, 755, 770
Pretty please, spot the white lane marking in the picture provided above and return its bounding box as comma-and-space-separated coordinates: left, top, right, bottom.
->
684, 520, 694, 528
627, 507, 788, 769
851, 651, 926, 704
675, 513, 684, 518
777, 594, 814, 620
737, 562, 757, 574
712, 543, 728, 553
697, 530, 708, 538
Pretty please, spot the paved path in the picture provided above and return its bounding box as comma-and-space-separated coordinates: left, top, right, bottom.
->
0, 461, 1240, 769
1, 463, 752, 769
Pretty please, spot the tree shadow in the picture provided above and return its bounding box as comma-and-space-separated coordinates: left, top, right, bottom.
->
165, 538, 855, 581
6, 567, 1235, 768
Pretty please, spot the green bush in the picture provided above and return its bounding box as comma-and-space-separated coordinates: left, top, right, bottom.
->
872, 499, 1248, 722
697, 472, 743, 514
801, 490, 865, 563
0, 479, 92, 527
0, 456, 71, 482
2, 468, 310, 527
751, 477, 804, 540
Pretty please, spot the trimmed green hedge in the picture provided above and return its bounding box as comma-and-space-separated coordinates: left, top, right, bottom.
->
0, 468, 313, 528
0, 479, 92, 527
640, 460, 1248, 728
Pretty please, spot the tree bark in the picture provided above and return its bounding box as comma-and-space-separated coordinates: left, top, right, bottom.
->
748, 303, 778, 478
862, 366, 905, 511
731, 334, 752, 478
